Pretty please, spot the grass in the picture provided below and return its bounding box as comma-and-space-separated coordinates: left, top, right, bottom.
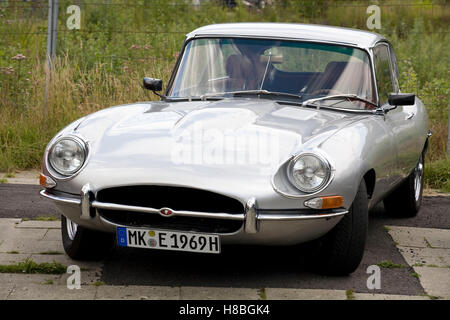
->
6, 251, 19, 254
0, 259, 66, 274
257, 288, 267, 300
422, 293, 441, 300
377, 260, 406, 269
345, 289, 355, 300
42, 279, 54, 285
92, 281, 105, 287
0, 178, 7, 183
0, 0, 449, 190
424, 238, 433, 248
39, 251, 63, 255
413, 263, 449, 268
21, 216, 60, 222
424, 157, 450, 192
410, 272, 421, 279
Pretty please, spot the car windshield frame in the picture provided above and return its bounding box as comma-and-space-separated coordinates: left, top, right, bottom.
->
165, 36, 377, 110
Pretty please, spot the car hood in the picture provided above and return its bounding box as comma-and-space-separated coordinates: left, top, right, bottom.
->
70, 98, 365, 193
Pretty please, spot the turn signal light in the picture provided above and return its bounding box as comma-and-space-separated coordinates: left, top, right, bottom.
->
40, 173, 56, 188
304, 196, 343, 209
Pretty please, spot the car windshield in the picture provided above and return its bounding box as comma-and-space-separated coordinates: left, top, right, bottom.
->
167, 38, 376, 109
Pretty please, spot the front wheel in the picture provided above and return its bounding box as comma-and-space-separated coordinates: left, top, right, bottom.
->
383, 154, 424, 218
309, 180, 369, 275
61, 215, 114, 260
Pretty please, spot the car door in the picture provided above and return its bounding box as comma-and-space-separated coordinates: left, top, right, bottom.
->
388, 44, 422, 174
372, 43, 414, 186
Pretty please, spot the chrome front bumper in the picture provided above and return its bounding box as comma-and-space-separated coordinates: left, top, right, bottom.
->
40, 184, 348, 235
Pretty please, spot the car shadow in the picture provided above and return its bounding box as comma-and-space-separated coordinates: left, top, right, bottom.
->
100, 201, 433, 295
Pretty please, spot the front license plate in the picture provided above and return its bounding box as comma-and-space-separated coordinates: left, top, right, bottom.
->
116, 227, 221, 254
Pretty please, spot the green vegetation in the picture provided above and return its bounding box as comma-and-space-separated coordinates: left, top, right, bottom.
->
427, 295, 440, 300
257, 288, 267, 300
6, 251, 19, 254
21, 216, 60, 222
0, 0, 449, 189
424, 238, 433, 248
377, 260, 406, 269
424, 157, 450, 192
413, 263, 450, 268
5, 171, 15, 178
410, 272, 421, 279
0, 259, 66, 274
345, 289, 355, 300
39, 251, 64, 255
42, 279, 54, 285
92, 281, 106, 286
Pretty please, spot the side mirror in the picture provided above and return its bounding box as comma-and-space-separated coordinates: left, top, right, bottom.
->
143, 77, 162, 92
388, 93, 415, 106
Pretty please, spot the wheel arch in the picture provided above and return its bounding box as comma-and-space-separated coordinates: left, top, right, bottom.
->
363, 169, 376, 199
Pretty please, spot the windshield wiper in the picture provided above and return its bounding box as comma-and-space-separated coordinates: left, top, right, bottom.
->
301, 94, 378, 110
165, 96, 225, 102
201, 90, 303, 101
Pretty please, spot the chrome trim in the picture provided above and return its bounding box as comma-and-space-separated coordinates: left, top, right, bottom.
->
80, 183, 93, 220
244, 197, 258, 234
39, 189, 81, 205
288, 152, 333, 193
45, 133, 90, 181
91, 201, 246, 221
406, 112, 415, 120
40, 189, 348, 225
258, 210, 348, 221
66, 217, 78, 241
191, 34, 361, 48
272, 150, 336, 199
40, 174, 56, 188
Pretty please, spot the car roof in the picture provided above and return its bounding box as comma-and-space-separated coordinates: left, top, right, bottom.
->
186, 23, 385, 49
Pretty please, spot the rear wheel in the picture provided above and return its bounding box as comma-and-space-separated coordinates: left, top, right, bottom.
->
310, 180, 368, 275
61, 215, 115, 260
383, 153, 424, 218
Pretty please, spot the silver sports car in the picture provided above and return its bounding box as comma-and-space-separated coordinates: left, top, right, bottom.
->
40, 23, 430, 275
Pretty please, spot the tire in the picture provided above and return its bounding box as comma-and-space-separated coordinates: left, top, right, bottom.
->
383, 153, 424, 218
310, 180, 369, 275
61, 215, 115, 260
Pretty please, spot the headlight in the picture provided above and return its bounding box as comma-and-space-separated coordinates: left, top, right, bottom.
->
289, 153, 331, 193
48, 137, 86, 176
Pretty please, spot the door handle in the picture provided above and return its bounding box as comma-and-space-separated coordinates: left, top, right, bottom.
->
406, 112, 415, 120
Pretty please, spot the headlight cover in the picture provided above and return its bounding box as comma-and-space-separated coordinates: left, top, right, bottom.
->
289, 153, 332, 193
48, 136, 86, 176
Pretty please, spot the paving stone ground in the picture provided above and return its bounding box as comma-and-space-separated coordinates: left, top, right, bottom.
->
0, 218, 448, 300
388, 226, 450, 299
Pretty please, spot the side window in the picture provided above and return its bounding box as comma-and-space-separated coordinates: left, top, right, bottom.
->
373, 44, 394, 105
389, 45, 400, 93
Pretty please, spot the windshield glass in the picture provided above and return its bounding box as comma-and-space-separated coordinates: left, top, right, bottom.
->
167, 38, 375, 107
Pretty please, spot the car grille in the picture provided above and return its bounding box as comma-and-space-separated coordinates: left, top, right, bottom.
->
96, 186, 244, 233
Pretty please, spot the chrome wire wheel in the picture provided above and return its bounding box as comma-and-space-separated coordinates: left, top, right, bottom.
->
414, 155, 424, 202
66, 218, 78, 241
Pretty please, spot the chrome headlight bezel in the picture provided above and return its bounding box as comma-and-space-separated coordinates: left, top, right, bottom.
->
47, 135, 88, 177
287, 152, 333, 194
